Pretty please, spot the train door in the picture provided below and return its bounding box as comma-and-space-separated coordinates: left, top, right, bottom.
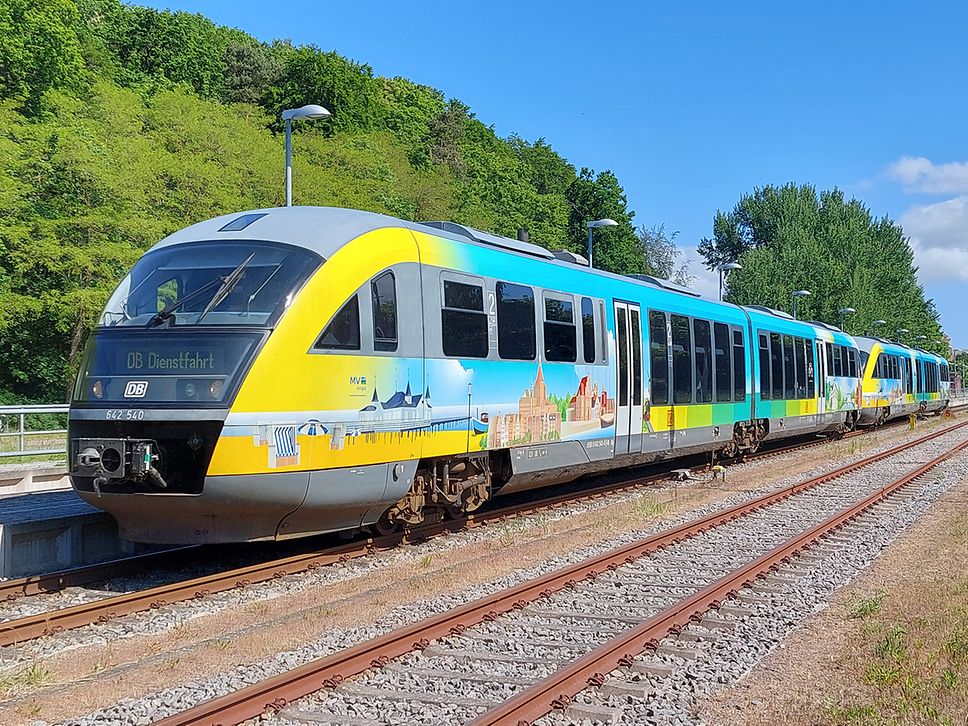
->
614, 301, 643, 455
817, 340, 828, 416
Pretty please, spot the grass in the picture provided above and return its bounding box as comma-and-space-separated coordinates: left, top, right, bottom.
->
0, 663, 54, 695
823, 504, 968, 726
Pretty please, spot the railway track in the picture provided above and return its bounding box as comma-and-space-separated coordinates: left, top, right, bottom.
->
0, 414, 944, 650
149, 418, 968, 726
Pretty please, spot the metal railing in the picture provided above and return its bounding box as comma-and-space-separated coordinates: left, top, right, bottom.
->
0, 405, 69, 459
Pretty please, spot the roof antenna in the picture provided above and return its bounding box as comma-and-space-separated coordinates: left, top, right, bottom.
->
517, 228, 529, 242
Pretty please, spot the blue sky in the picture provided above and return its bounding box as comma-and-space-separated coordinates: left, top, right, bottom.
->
144, 0, 967, 346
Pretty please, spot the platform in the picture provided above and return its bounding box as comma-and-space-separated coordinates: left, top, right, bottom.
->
0, 488, 131, 579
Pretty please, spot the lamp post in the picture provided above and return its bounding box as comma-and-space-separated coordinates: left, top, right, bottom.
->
717, 262, 742, 301
871, 319, 887, 336
838, 306, 856, 332
791, 289, 811, 320
282, 104, 331, 206
915, 335, 927, 347
896, 327, 909, 343
586, 219, 618, 269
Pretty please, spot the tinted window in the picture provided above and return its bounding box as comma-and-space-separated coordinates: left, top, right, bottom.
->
783, 335, 795, 399
672, 315, 692, 404
581, 297, 596, 364
759, 334, 771, 400
795, 337, 807, 399
714, 323, 731, 403
630, 309, 642, 406
544, 295, 577, 362
770, 332, 784, 399
371, 271, 397, 352
315, 295, 360, 350
807, 340, 816, 397
848, 349, 857, 378
694, 319, 712, 403
617, 308, 629, 404
733, 329, 746, 402
833, 345, 843, 377
442, 280, 488, 358
649, 311, 669, 405
496, 282, 536, 360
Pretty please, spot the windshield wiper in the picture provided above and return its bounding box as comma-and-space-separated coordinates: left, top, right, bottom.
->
145, 253, 254, 328
197, 253, 255, 323
146, 277, 223, 328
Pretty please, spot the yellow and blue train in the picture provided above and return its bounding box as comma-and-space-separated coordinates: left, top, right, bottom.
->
67, 207, 951, 543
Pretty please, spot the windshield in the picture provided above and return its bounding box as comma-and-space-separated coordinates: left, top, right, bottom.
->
100, 240, 321, 328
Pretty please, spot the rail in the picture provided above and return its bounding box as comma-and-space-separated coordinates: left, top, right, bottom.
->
0, 405, 69, 460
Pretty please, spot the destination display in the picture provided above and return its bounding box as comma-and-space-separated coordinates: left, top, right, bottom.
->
74, 330, 265, 404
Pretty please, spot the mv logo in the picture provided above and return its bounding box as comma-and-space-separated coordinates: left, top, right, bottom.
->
124, 381, 148, 398
349, 376, 367, 385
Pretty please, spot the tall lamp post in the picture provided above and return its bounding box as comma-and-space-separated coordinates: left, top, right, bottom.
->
791, 289, 811, 320
586, 219, 618, 269
282, 104, 331, 207
717, 262, 742, 301
871, 319, 887, 336
838, 306, 856, 332
896, 327, 909, 344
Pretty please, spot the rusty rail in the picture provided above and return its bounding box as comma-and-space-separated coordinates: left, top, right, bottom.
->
153, 419, 968, 726
471, 436, 968, 724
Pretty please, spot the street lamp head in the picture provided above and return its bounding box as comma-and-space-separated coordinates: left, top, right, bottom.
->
916, 335, 927, 341
587, 218, 618, 229
282, 104, 332, 121
872, 319, 887, 326
896, 328, 909, 335
717, 262, 742, 272
792, 290, 811, 298
838, 307, 856, 315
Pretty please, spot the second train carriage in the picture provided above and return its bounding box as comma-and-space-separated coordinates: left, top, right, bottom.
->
69, 207, 876, 543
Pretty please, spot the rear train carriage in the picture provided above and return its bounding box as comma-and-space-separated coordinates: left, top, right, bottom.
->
68, 207, 863, 544
856, 339, 950, 424
916, 349, 950, 414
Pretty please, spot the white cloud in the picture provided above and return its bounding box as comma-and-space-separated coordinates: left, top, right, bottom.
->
686, 253, 722, 299
901, 195, 968, 281
886, 156, 968, 194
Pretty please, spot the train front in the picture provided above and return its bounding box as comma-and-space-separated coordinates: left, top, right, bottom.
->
68, 233, 320, 542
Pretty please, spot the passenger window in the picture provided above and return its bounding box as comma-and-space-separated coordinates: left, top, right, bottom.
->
848, 349, 857, 379
759, 334, 771, 400
694, 319, 712, 404
370, 271, 397, 352
833, 345, 843, 377
581, 297, 596, 364
783, 335, 796, 399
496, 282, 536, 360
795, 337, 807, 399
544, 294, 577, 362
630, 309, 642, 406
649, 311, 669, 405
599, 301, 608, 363
442, 280, 488, 358
770, 333, 784, 400
806, 340, 816, 397
315, 295, 361, 350
714, 323, 731, 403
672, 315, 692, 404
733, 329, 746, 402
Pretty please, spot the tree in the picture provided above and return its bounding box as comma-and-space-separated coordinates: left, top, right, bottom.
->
700, 183, 944, 346
638, 224, 693, 285
221, 42, 282, 105
0, 0, 86, 114
566, 169, 641, 274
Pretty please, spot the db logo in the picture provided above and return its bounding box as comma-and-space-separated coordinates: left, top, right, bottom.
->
124, 381, 148, 398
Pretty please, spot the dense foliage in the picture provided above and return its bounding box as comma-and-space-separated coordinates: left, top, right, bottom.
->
699, 184, 946, 353
0, 0, 655, 402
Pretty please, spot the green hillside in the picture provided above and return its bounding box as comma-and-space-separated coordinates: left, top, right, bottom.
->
0, 0, 647, 402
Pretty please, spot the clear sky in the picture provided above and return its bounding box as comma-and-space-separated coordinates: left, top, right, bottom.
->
143, 0, 968, 346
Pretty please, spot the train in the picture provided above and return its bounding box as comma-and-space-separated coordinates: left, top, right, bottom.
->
67, 206, 951, 543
